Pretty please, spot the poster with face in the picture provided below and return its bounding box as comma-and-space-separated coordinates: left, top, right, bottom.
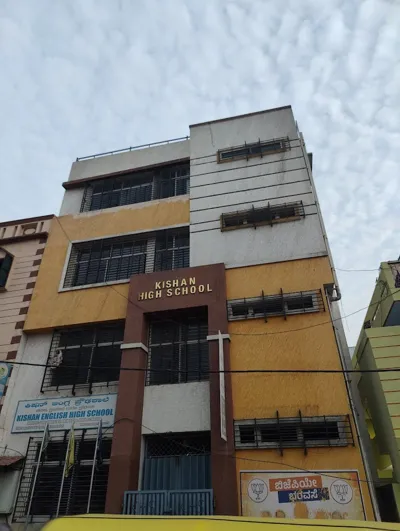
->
241, 470, 365, 520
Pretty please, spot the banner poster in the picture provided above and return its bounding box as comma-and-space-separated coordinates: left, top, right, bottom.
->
241, 470, 365, 520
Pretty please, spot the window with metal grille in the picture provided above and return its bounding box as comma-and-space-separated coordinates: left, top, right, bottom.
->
228, 289, 324, 321
80, 162, 190, 212
154, 230, 189, 272
0, 250, 13, 288
234, 414, 353, 453
221, 201, 305, 231
63, 227, 189, 288
146, 309, 208, 386
218, 137, 289, 163
41, 322, 123, 392
13, 432, 111, 521
146, 433, 211, 457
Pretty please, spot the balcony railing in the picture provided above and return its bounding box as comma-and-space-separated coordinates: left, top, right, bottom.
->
123, 490, 213, 516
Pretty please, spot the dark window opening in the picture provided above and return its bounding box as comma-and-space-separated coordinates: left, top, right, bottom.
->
147, 308, 208, 386
41, 322, 123, 391
13, 433, 111, 521
218, 138, 289, 163
81, 162, 190, 212
63, 227, 189, 288
154, 230, 189, 272
384, 301, 400, 327
302, 421, 340, 441
239, 426, 255, 444
234, 415, 353, 451
221, 202, 304, 231
0, 251, 13, 288
228, 290, 323, 321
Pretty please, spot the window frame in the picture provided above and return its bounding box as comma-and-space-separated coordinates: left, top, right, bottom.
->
80, 162, 190, 213
217, 137, 290, 164
13, 433, 111, 522
60, 227, 190, 291
234, 415, 352, 451
220, 201, 305, 232
227, 290, 324, 321
146, 312, 209, 386
41, 322, 124, 393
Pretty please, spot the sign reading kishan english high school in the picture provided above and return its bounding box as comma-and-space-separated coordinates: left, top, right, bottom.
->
138, 277, 213, 301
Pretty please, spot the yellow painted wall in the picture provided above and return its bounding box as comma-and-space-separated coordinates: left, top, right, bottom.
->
226, 257, 374, 519
25, 198, 189, 331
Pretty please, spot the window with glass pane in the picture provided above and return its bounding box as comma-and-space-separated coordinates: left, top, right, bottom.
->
43, 322, 124, 390
154, 229, 189, 272
147, 310, 208, 386
81, 162, 190, 212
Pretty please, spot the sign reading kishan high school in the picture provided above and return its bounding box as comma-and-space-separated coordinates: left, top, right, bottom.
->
138, 277, 213, 301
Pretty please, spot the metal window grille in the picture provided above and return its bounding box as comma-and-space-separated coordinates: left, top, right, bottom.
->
80, 163, 190, 212
41, 322, 124, 393
154, 229, 189, 272
63, 227, 189, 289
234, 413, 354, 455
145, 433, 211, 458
13, 431, 111, 522
146, 310, 208, 386
218, 137, 290, 163
227, 289, 324, 321
221, 201, 305, 231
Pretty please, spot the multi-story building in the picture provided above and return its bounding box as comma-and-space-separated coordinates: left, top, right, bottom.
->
1, 107, 377, 526
353, 260, 400, 521
0, 215, 53, 520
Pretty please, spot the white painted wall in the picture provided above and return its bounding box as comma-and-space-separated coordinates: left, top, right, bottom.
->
189, 108, 328, 268
69, 140, 190, 182
142, 381, 210, 434
59, 188, 85, 216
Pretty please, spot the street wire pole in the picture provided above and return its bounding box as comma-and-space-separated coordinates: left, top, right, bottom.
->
55, 432, 72, 517
87, 420, 102, 513
25, 424, 49, 529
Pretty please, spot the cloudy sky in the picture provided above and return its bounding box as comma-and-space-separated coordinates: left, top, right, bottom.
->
0, 0, 399, 345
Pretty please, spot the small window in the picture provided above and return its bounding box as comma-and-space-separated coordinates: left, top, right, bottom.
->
384, 301, 400, 327
0, 251, 13, 289
234, 415, 352, 451
218, 138, 289, 163
221, 202, 304, 232
228, 290, 323, 321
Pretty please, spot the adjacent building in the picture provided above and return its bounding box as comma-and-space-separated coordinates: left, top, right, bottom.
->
0, 107, 378, 525
0, 215, 53, 520
353, 260, 400, 521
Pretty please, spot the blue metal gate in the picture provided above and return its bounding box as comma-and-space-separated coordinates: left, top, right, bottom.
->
123, 489, 213, 515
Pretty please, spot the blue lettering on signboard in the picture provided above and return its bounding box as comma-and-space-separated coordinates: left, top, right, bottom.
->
278, 488, 330, 503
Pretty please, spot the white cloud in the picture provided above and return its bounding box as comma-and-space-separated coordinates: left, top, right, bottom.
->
0, 0, 399, 345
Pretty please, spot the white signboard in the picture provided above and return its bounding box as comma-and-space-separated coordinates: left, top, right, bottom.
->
12, 394, 117, 433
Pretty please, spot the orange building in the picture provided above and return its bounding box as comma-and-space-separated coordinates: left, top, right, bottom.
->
0, 108, 378, 525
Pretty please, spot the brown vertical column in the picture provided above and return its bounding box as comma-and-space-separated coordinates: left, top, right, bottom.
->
106, 263, 237, 514
105, 303, 147, 513
208, 286, 238, 515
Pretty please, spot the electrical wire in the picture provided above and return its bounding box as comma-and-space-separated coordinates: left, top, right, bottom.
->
6, 357, 400, 375
99, 417, 374, 488
52, 216, 398, 339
